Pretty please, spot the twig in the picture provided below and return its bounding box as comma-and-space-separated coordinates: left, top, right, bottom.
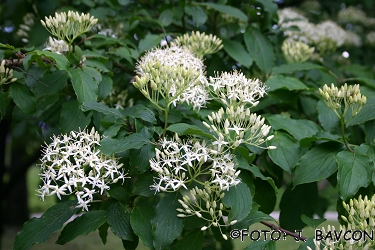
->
260, 220, 307, 241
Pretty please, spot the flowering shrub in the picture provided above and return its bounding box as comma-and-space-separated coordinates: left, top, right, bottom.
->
0, 1, 374, 250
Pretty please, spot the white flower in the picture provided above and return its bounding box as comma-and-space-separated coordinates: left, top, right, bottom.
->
36, 128, 128, 211
209, 71, 267, 106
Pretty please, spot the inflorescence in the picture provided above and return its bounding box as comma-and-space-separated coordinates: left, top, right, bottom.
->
36, 128, 128, 211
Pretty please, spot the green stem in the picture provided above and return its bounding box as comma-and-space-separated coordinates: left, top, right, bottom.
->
340, 115, 353, 153
163, 104, 169, 137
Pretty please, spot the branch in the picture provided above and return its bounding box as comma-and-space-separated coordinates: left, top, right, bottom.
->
260, 220, 307, 241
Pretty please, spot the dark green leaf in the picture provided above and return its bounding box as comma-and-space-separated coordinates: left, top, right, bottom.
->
29, 50, 70, 71
98, 222, 109, 245
300, 214, 326, 229
234, 210, 276, 230
56, 210, 107, 244
98, 75, 113, 99
108, 184, 130, 204
107, 201, 135, 241
13, 200, 79, 250
167, 123, 215, 139
279, 183, 318, 231
294, 142, 343, 187
198, 3, 248, 22
108, 47, 132, 63
267, 131, 303, 174
130, 205, 155, 250
222, 39, 253, 68
222, 182, 252, 223
336, 151, 373, 200
82, 101, 125, 119
133, 174, 155, 197
184, 6, 207, 27
347, 97, 375, 126
271, 62, 324, 75
122, 237, 139, 250
238, 164, 278, 194
138, 34, 163, 53
82, 65, 102, 83
34, 70, 68, 98
60, 100, 91, 134
317, 99, 340, 132
121, 104, 157, 124
266, 114, 321, 141
244, 28, 275, 74
69, 68, 98, 103
158, 9, 173, 26
244, 240, 276, 250
99, 133, 150, 155
265, 75, 308, 92
9, 82, 36, 114
172, 230, 203, 250
129, 144, 155, 174
253, 178, 277, 214
152, 193, 184, 250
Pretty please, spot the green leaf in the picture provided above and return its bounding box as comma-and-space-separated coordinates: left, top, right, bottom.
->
293, 142, 343, 187
266, 114, 321, 141
336, 151, 373, 200
271, 62, 324, 75
279, 183, 318, 231
108, 47, 132, 63
82, 65, 102, 83
244, 240, 276, 250
34, 70, 68, 98
244, 27, 275, 74
129, 144, 155, 174
133, 174, 155, 197
130, 205, 154, 250
267, 131, 303, 174
347, 97, 375, 126
172, 230, 203, 250
82, 101, 125, 119
29, 50, 70, 71
107, 201, 135, 241
184, 6, 207, 27
158, 9, 173, 26
167, 123, 214, 139
253, 177, 277, 214
222, 182, 252, 223
152, 193, 184, 250
300, 214, 326, 229
317, 99, 340, 132
13, 200, 79, 250
234, 210, 276, 230
238, 164, 278, 194
98, 222, 109, 245
108, 184, 130, 204
121, 104, 157, 124
198, 2, 248, 22
56, 210, 107, 244
69, 68, 98, 103
99, 133, 150, 155
265, 75, 308, 92
60, 100, 91, 134
138, 34, 163, 53
222, 39, 253, 68
98, 75, 113, 99
9, 82, 36, 114
351, 77, 375, 90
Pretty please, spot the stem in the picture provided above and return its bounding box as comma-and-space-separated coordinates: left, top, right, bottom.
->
340, 115, 353, 153
260, 220, 307, 241
163, 104, 169, 137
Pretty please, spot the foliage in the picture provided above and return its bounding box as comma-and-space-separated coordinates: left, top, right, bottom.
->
1, 0, 375, 249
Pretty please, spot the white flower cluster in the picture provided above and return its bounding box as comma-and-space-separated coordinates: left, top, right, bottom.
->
337, 6, 375, 28
204, 105, 274, 151
366, 31, 375, 47
36, 128, 127, 211
278, 8, 362, 55
150, 134, 240, 193
209, 71, 267, 107
41, 10, 98, 45
134, 46, 209, 110
44, 36, 69, 54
